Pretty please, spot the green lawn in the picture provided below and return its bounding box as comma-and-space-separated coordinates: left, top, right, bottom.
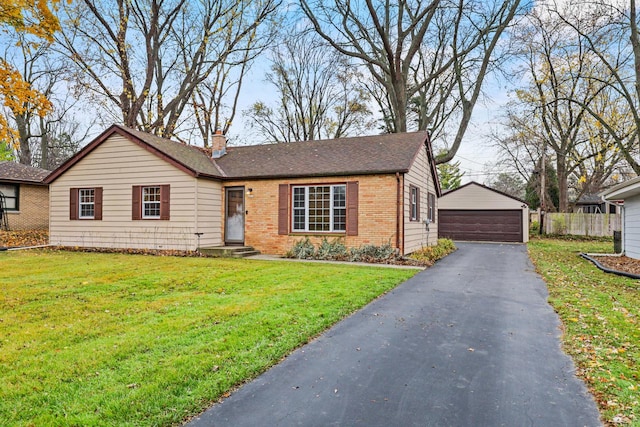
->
528, 238, 640, 426
0, 250, 418, 426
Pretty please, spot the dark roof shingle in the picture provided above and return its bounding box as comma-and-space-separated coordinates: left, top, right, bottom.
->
119, 127, 225, 178
0, 161, 49, 184
46, 125, 438, 191
216, 132, 429, 179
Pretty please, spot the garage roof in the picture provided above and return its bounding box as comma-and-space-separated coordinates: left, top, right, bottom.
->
441, 181, 527, 205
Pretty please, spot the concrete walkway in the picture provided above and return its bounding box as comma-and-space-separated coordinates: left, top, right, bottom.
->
187, 242, 602, 427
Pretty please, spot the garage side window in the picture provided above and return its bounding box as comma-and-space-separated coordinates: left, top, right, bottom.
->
427, 192, 436, 222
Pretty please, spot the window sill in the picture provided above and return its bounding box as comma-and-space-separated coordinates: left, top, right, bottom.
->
289, 232, 347, 236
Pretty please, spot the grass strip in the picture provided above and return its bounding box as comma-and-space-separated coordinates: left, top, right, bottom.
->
0, 250, 416, 426
528, 238, 640, 425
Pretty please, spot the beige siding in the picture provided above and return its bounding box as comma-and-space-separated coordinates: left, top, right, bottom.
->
403, 147, 438, 254
195, 178, 223, 247
438, 183, 529, 243
49, 134, 222, 250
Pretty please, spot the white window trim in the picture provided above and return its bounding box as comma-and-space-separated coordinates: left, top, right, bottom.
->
292, 184, 346, 232
78, 188, 95, 219
142, 186, 161, 219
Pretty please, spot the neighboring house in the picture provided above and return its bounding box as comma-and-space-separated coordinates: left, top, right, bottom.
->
602, 177, 640, 259
438, 181, 529, 243
572, 193, 619, 214
44, 125, 441, 255
0, 161, 49, 230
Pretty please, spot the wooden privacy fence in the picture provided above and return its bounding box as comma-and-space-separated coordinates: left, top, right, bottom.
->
543, 213, 621, 237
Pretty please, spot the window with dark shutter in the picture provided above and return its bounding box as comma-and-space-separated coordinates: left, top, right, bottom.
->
132, 186, 141, 220
427, 192, 436, 222
70, 188, 78, 220
70, 187, 103, 220
278, 184, 289, 235
160, 184, 170, 220
346, 181, 358, 236
133, 185, 170, 220
94, 187, 103, 220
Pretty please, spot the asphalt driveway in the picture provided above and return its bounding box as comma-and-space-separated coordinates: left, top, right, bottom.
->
187, 242, 602, 427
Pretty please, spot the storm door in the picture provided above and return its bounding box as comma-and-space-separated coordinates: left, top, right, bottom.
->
225, 187, 245, 245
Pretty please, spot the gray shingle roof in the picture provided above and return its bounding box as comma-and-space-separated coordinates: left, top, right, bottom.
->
119, 127, 225, 178
46, 125, 437, 191
0, 161, 49, 184
216, 132, 429, 179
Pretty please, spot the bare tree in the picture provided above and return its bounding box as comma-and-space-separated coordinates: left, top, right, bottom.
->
56, 0, 279, 141
492, 4, 632, 211
244, 32, 373, 143
1, 32, 88, 168
550, 0, 640, 173
299, 0, 524, 163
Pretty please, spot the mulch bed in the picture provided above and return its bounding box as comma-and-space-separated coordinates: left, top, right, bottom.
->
590, 255, 640, 277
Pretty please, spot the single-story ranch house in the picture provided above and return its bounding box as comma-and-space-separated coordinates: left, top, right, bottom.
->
602, 176, 640, 259
44, 125, 441, 255
0, 161, 49, 230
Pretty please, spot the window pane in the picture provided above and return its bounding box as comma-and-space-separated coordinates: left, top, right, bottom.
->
79, 189, 95, 218
291, 184, 348, 232
308, 186, 330, 231
410, 187, 418, 220
0, 184, 17, 197
0, 184, 18, 210
143, 186, 161, 218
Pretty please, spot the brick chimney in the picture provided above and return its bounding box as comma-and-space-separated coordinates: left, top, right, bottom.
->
212, 130, 226, 159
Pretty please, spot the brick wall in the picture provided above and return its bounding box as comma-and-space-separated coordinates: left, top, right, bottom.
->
6, 184, 49, 230
223, 175, 399, 255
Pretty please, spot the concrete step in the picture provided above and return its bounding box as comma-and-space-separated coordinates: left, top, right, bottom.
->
230, 250, 261, 258
198, 246, 260, 258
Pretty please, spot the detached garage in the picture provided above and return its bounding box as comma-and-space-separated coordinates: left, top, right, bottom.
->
438, 182, 529, 243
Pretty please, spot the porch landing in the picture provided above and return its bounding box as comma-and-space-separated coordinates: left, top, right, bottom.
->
198, 246, 260, 258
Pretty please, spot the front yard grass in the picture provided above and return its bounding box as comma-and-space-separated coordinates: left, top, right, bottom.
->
528, 238, 640, 425
0, 250, 418, 426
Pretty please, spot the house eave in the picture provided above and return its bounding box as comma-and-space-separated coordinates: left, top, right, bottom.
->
602, 177, 640, 201
220, 169, 410, 181
0, 178, 48, 186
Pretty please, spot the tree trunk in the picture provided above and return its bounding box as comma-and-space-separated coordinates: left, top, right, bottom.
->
16, 114, 31, 165
39, 116, 49, 169
556, 153, 569, 213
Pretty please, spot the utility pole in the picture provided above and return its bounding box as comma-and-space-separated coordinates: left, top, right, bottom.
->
539, 141, 546, 235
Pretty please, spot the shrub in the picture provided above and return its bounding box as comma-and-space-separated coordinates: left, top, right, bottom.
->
409, 239, 456, 266
316, 237, 348, 260
348, 242, 396, 263
529, 220, 540, 236
286, 237, 316, 259
285, 239, 400, 263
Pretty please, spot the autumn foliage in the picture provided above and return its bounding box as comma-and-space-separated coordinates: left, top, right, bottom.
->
0, 0, 61, 146
0, 230, 48, 247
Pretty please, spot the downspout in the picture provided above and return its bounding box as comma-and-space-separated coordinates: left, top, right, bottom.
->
396, 172, 403, 254
622, 204, 626, 254
194, 178, 199, 251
